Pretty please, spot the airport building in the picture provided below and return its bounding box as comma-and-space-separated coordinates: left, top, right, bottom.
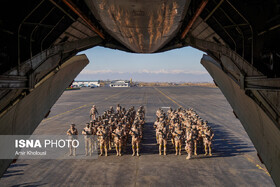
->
72, 80, 100, 87
109, 80, 130, 87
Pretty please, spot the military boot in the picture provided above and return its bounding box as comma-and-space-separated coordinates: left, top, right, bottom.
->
179, 145, 182, 155
132, 146, 135, 156
73, 149, 76, 157
99, 146, 103, 156
105, 147, 108, 157
194, 143, 197, 156
69, 147, 73, 156
156, 136, 159, 144
94, 141, 97, 151
119, 146, 122, 156
175, 145, 178, 155
204, 145, 208, 156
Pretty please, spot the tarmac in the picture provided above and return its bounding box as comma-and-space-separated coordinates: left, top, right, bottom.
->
0, 86, 275, 186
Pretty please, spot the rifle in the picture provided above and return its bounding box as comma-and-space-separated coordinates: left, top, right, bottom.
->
112, 131, 122, 139
173, 131, 183, 139
130, 130, 139, 138
159, 129, 166, 139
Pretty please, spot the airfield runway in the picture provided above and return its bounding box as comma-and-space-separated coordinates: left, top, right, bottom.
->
0, 86, 275, 186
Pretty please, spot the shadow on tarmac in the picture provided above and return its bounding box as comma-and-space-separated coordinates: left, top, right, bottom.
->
139, 122, 254, 157
207, 123, 254, 158
1, 169, 24, 178
10, 181, 47, 187
1, 164, 29, 179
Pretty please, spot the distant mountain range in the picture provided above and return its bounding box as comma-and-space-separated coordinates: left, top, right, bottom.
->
76, 72, 212, 83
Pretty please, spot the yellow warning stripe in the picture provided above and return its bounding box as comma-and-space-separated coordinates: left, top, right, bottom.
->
244, 155, 270, 176
42, 104, 88, 122
42, 89, 129, 122
153, 87, 183, 108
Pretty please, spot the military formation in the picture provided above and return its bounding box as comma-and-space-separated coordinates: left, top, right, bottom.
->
154, 107, 214, 159
66, 105, 214, 159
67, 104, 145, 157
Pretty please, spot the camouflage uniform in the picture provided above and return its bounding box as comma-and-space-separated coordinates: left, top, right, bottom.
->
116, 104, 122, 114
156, 108, 163, 119
154, 118, 160, 144
90, 105, 99, 120
66, 124, 78, 156
158, 122, 168, 155
185, 127, 193, 159
172, 125, 183, 155
129, 124, 141, 156
191, 125, 199, 156
203, 126, 214, 156
90, 121, 97, 152
112, 125, 123, 156
96, 125, 108, 156
82, 123, 93, 156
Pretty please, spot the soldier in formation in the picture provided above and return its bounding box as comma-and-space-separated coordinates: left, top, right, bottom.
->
112, 124, 123, 156
66, 105, 213, 159
96, 124, 108, 156
82, 123, 93, 156
129, 123, 142, 156
157, 120, 168, 155
154, 107, 214, 159
90, 105, 99, 120
90, 104, 145, 156
202, 125, 214, 156
66, 124, 78, 156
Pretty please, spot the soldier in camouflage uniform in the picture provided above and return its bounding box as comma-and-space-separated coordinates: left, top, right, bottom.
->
112, 124, 124, 156
172, 124, 183, 155
82, 123, 93, 156
129, 123, 141, 156
158, 121, 168, 155
156, 108, 161, 116
96, 125, 108, 156
203, 126, 214, 156
154, 118, 160, 144
116, 104, 122, 114
66, 124, 78, 156
191, 124, 199, 156
185, 126, 193, 159
90, 105, 99, 121
90, 121, 97, 152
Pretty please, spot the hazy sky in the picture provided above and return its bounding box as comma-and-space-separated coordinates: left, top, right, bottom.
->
76, 46, 212, 82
